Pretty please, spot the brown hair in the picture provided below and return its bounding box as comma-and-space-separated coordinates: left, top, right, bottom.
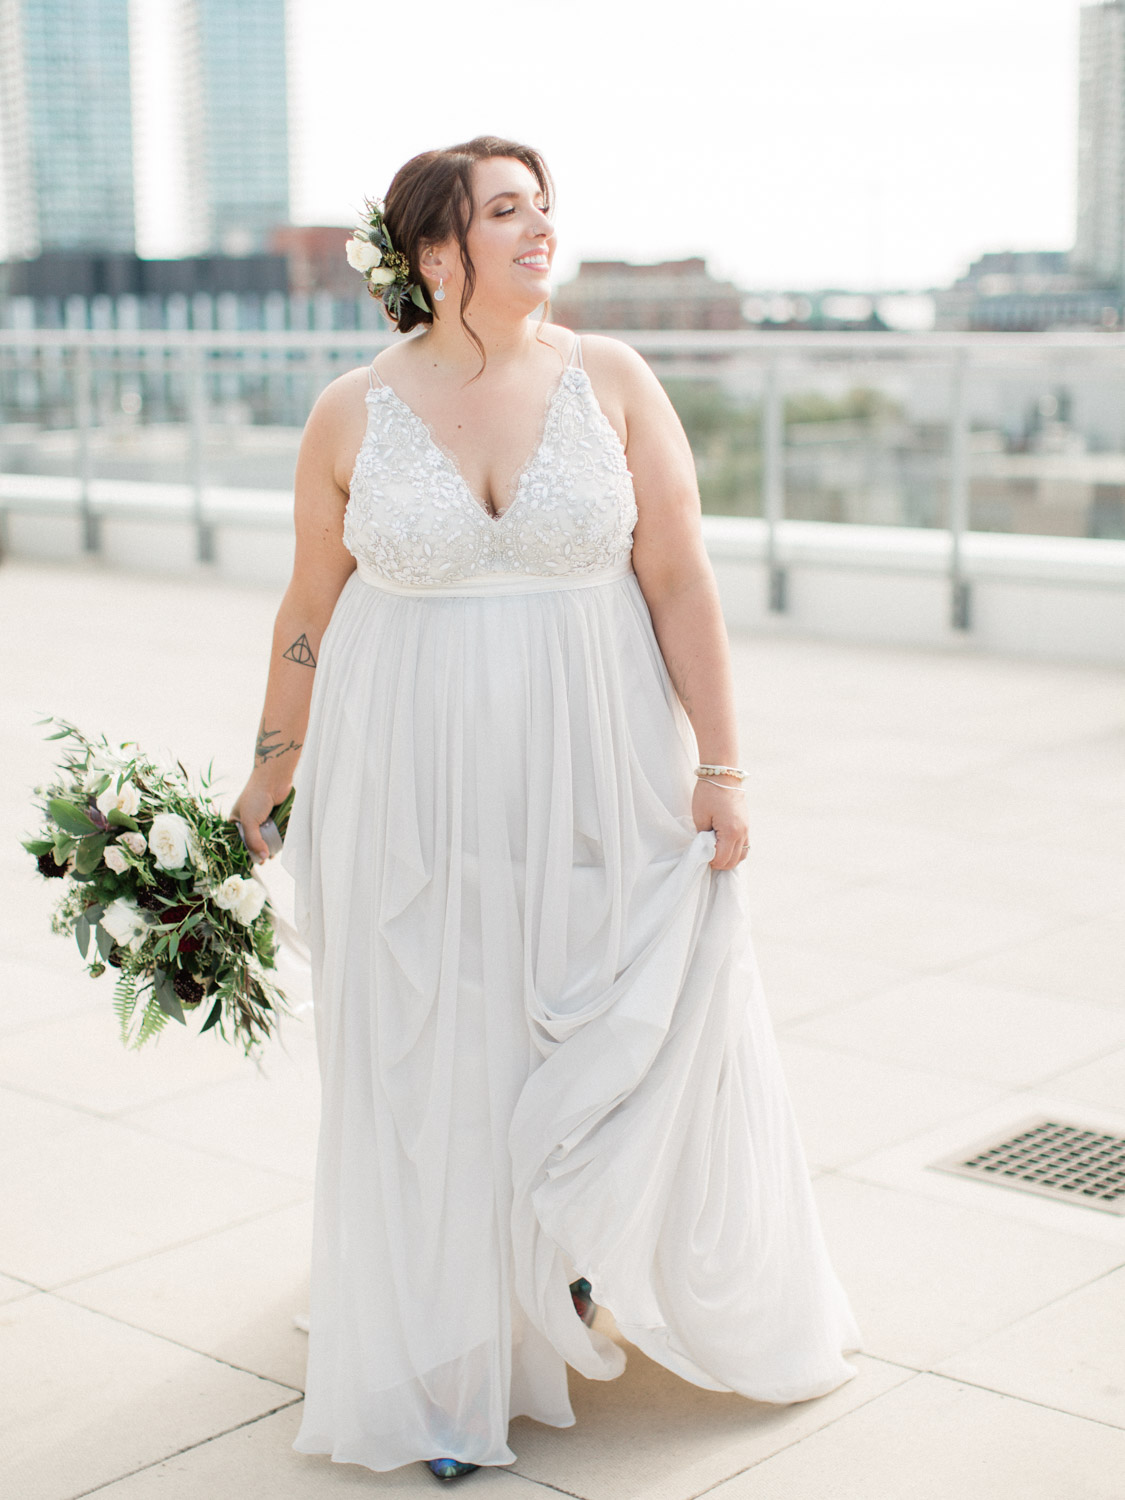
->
380, 135, 555, 374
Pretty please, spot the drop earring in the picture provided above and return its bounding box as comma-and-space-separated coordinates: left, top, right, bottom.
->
433, 277, 445, 302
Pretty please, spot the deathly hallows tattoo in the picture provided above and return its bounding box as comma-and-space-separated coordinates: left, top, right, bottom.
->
282, 633, 317, 668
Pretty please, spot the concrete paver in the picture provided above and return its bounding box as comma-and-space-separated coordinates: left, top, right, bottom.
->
3, 556, 1124, 1499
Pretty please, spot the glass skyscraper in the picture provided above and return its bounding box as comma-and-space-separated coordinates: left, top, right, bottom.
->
179, 0, 290, 255
0, 0, 136, 258
1075, 0, 1125, 287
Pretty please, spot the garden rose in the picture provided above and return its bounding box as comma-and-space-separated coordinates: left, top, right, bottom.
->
212, 873, 266, 925
147, 812, 191, 870
346, 236, 382, 272
121, 830, 147, 856
233, 879, 267, 925
103, 845, 129, 874
96, 778, 141, 818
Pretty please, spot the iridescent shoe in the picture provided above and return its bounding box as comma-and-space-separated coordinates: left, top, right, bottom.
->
569, 1276, 597, 1327
426, 1457, 481, 1482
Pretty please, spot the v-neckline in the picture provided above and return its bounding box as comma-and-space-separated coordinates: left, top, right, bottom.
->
369, 365, 577, 523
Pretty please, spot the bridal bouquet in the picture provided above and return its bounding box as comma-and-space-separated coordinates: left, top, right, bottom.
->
21, 716, 296, 1055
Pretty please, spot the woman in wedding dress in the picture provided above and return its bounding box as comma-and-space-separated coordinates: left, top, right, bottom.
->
231, 134, 861, 1484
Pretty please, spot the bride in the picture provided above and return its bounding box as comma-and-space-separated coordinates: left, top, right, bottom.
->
231, 135, 860, 1485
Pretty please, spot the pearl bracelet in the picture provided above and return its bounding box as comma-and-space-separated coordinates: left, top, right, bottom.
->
694, 764, 748, 781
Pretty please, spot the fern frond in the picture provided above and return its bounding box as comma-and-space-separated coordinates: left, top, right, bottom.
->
113, 970, 138, 1041
134, 996, 171, 1049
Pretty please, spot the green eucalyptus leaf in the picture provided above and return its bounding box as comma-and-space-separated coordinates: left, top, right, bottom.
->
74, 835, 108, 876
106, 808, 139, 830
201, 996, 224, 1033
47, 797, 99, 835
409, 283, 430, 311
75, 913, 91, 958
95, 923, 114, 960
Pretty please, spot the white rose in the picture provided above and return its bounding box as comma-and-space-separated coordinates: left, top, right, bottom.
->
346, 236, 382, 272
212, 874, 266, 925
121, 830, 147, 856
96, 778, 141, 818
103, 845, 129, 874
147, 812, 192, 870
101, 896, 149, 951
366, 265, 396, 288
233, 879, 267, 925
211, 874, 245, 911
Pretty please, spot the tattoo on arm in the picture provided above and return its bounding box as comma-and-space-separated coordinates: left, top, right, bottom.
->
255, 725, 303, 766
282, 633, 317, 668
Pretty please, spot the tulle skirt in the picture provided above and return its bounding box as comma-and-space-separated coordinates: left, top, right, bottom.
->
279, 562, 860, 1472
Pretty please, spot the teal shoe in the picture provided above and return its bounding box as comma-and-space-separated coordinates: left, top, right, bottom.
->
570, 1276, 596, 1326
426, 1457, 480, 1481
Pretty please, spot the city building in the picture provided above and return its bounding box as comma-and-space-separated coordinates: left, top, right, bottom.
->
1074, 0, 1125, 287
551, 258, 748, 331
269, 224, 362, 298
932, 250, 1122, 331
179, 0, 291, 256
0, 0, 136, 259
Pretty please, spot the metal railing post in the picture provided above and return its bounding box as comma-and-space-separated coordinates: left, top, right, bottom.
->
762, 358, 787, 611
948, 347, 971, 630
188, 340, 214, 563
74, 339, 98, 554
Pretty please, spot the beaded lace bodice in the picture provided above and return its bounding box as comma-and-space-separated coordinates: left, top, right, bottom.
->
343, 340, 637, 590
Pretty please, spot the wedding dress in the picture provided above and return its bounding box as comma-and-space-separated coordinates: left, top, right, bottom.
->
279, 333, 861, 1473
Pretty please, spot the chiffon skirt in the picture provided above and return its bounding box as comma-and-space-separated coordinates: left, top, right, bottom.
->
279, 564, 861, 1473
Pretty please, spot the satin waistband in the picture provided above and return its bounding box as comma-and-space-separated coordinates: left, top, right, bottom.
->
354, 556, 635, 597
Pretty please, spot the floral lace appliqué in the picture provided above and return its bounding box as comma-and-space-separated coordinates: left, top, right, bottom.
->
342, 368, 638, 589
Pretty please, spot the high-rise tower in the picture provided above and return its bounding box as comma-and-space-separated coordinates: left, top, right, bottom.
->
179, 0, 291, 256
1075, 0, 1125, 286
0, 0, 136, 259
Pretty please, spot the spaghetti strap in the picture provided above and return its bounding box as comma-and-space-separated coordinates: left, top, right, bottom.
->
367, 360, 384, 391
568, 333, 583, 370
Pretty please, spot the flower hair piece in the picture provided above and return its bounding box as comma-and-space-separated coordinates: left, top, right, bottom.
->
345, 195, 431, 320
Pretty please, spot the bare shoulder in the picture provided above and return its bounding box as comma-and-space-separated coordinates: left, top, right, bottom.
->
299, 364, 373, 494
572, 331, 654, 386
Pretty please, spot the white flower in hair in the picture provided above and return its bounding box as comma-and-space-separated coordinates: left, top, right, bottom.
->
346, 236, 382, 272
366, 265, 396, 287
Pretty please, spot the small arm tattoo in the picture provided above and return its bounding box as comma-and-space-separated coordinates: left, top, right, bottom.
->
256, 725, 303, 765
282, 633, 317, 668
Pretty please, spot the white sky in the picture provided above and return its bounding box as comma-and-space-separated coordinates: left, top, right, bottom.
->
128, 0, 1085, 291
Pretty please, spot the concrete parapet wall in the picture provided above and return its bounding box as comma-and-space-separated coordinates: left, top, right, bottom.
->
2, 475, 1123, 667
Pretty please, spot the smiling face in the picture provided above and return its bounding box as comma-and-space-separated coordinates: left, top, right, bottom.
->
423, 155, 556, 316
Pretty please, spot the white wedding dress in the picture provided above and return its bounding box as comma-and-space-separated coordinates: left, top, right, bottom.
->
279, 333, 861, 1473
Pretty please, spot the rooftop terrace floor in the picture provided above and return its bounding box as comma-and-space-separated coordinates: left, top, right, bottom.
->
2, 556, 1124, 1499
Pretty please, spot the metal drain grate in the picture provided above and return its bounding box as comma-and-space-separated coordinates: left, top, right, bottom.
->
930, 1117, 1125, 1216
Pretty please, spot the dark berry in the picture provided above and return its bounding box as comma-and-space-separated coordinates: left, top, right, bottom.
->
172, 972, 204, 1007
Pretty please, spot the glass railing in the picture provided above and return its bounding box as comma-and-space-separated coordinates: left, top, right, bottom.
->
3, 327, 1125, 626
